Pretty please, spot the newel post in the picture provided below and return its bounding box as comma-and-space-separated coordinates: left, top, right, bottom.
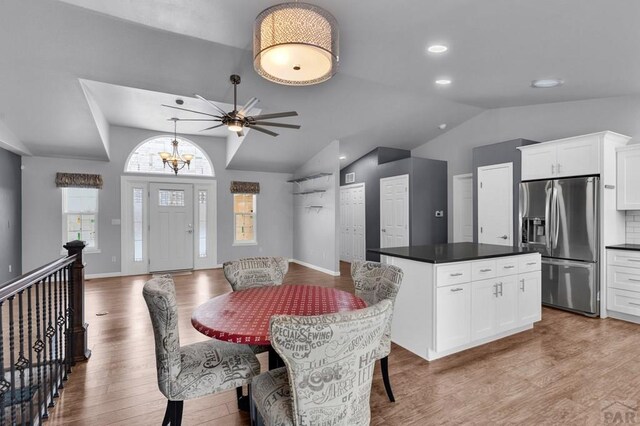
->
64, 240, 92, 363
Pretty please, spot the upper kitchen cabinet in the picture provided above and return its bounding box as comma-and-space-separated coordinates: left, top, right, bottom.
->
519, 131, 630, 181
617, 145, 640, 210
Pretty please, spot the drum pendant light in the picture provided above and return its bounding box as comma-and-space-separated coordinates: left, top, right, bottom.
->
253, 2, 339, 86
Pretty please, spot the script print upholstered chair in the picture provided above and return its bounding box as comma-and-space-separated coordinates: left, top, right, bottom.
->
143, 275, 261, 426
223, 256, 289, 291
250, 299, 393, 426
351, 261, 404, 402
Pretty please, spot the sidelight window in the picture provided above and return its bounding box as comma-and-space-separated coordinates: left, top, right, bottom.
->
233, 194, 256, 244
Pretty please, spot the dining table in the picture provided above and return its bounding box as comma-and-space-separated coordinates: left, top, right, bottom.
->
191, 284, 367, 411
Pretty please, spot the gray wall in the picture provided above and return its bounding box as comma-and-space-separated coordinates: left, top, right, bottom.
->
0, 147, 21, 284
340, 148, 447, 261
412, 94, 640, 240
292, 141, 340, 274
472, 139, 538, 245
22, 125, 293, 275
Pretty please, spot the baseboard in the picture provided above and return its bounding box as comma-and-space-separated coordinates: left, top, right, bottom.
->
290, 259, 340, 276
85, 271, 122, 280
607, 310, 640, 325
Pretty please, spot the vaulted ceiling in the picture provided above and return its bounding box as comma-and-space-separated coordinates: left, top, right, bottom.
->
1, 0, 639, 171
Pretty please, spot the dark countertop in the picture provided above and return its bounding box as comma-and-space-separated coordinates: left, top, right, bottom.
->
606, 244, 640, 252
367, 242, 538, 264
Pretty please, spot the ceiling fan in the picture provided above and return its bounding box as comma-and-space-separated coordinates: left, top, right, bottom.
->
162, 74, 300, 137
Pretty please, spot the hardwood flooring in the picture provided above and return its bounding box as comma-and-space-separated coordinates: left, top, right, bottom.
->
45, 262, 640, 425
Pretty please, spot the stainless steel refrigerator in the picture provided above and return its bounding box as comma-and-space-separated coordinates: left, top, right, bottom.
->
520, 176, 599, 316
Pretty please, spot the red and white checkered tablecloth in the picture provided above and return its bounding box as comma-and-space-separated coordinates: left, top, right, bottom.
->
191, 285, 367, 345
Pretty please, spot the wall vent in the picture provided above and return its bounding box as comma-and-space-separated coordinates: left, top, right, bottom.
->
345, 172, 355, 184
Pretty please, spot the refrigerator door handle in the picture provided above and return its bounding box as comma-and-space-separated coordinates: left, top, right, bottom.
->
553, 185, 560, 249
545, 186, 552, 251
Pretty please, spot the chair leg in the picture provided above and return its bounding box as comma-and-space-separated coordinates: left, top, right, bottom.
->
163, 400, 184, 425
380, 356, 395, 402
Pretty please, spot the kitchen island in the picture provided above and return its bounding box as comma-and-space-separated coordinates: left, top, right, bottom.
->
368, 243, 542, 361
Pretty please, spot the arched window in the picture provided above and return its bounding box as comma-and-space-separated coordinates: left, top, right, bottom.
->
125, 136, 214, 177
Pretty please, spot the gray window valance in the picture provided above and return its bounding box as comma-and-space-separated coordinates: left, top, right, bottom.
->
230, 181, 260, 194
55, 172, 103, 189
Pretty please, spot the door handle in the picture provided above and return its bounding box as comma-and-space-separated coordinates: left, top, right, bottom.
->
381, 229, 386, 233
498, 235, 508, 240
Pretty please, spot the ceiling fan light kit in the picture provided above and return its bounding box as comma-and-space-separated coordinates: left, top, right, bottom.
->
253, 2, 339, 86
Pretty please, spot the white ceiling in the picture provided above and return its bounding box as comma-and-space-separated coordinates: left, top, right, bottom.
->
1, 0, 639, 171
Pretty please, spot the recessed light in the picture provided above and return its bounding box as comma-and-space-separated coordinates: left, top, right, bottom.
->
339, 155, 346, 160
427, 45, 448, 54
435, 79, 452, 85
531, 79, 564, 89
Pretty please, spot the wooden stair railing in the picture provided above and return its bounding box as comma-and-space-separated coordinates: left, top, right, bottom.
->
0, 240, 89, 424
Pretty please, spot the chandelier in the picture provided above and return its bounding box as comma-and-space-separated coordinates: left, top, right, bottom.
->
159, 118, 193, 175
253, 2, 339, 86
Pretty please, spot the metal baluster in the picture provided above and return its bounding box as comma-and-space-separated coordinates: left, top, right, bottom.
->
41, 277, 50, 418
27, 287, 34, 425
46, 275, 54, 409
55, 270, 63, 394
67, 266, 74, 369
17, 291, 27, 425
52, 271, 59, 399
9, 296, 17, 424
34, 281, 43, 422
63, 266, 70, 379
0, 301, 6, 425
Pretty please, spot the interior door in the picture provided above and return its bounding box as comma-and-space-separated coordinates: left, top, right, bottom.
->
351, 184, 366, 261
380, 175, 409, 248
340, 184, 366, 262
149, 183, 194, 272
478, 163, 513, 246
453, 174, 473, 242
339, 188, 351, 261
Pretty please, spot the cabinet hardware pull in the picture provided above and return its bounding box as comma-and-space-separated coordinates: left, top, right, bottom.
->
450, 288, 463, 292
480, 268, 492, 272
504, 265, 515, 269
557, 163, 562, 173
449, 273, 463, 277
498, 282, 503, 296
526, 262, 537, 266
627, 259, 640, 262
520, 279, 525, 292
551, 164, 555, 174
493, 284, 499, 297
629, 302, 640, 306
628, 278, 640, 282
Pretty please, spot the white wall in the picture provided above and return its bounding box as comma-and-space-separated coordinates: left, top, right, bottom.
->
292, 141, 340, 275
412, 94, 640, 240
22, 125, 293, 275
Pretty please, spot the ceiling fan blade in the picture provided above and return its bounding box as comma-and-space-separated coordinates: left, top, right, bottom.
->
161, 104, 220, 118
236, 130, 244, 137
238, 97, 259, 117
169, 118, 222, 121
252, 121, 301, 129
248, 111, 298, 121
195, 94, 229, 117
199, 124, 225, 131
246, 125, 278, 137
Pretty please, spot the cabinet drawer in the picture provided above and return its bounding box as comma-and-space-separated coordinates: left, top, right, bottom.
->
608, 250, 640, 268
436, 263, 471, 287
472, 260, 497, 281
608, 288, 640, 316
608, 266, 640, 292
519, 255, 541, 273
496, 257, 519, 276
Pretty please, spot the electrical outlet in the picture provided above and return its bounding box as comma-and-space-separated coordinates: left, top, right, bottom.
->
111, 256, 117, 263
8, 265, 12, 273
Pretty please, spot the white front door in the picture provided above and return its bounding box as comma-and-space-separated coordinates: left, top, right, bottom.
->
478, 163, 513, 246
453, 174, 473, 242
340, 183, 366, 262
380, 175, 409, 248
149, 183, 194, 272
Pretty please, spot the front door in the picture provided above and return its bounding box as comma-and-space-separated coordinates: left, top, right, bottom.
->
478, 163, 513, 246
149, 183, 194, 272
380, 175, 409, 248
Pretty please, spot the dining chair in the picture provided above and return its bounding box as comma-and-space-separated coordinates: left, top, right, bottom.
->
143, 275, 261, 426
351, 261, 404, 402
223, 256, 289, 291
250, 299, 393, 426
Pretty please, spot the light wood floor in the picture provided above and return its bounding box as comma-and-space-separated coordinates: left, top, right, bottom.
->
44, 262, 640, 425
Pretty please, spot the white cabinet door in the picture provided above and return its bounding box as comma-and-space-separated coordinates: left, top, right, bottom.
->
517, 272, 541, 324
436, 284, 471, 352
521, 144, 557, 181
471, 278, 498, 340
617, 146, 640, 210
496, 275, 519, 332
556, 138, 600, 177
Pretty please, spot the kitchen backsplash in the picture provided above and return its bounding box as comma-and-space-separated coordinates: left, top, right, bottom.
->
626, 211, 640, 244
